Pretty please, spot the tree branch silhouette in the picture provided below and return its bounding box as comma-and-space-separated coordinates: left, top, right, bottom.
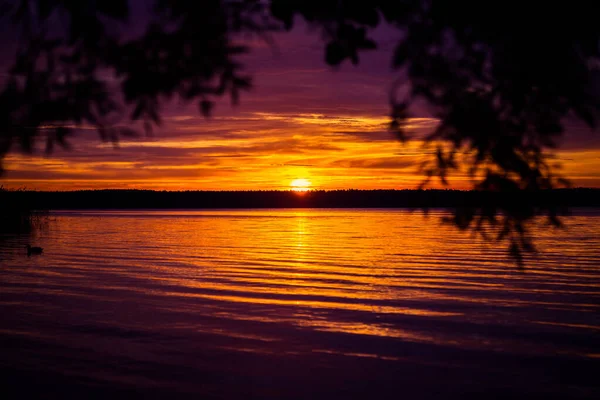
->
1, 0, 599, 264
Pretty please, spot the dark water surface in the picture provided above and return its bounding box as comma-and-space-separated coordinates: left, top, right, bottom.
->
1, 209, 599, 399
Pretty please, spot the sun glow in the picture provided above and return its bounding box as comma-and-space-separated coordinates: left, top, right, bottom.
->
290, 178, 311, 192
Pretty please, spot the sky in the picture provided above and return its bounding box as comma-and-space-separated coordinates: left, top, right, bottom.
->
1, 17, 600, 191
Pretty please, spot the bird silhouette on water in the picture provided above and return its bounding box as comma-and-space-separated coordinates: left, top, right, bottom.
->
26, 245, 43, 256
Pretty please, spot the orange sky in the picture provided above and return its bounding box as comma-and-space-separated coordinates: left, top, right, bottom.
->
3, 110, 599, 191
2, 23, 599, 191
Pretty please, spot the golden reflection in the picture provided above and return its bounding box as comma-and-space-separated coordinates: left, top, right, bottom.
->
295, 212, 307, 246
22, 209, 600, 358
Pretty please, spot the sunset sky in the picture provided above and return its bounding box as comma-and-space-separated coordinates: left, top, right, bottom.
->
2, 21, 600, 191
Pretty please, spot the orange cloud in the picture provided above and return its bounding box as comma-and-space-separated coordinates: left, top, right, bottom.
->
3, 106, 600, 191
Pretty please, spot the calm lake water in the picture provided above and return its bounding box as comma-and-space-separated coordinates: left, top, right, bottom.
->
1, 209, 599, 399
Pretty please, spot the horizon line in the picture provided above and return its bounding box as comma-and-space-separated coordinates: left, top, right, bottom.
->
3, 187, 599, 194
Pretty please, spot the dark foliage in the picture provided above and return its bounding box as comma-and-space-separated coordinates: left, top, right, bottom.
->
1, 1, 599, 262
270, 0, 600, 263
0, 0, 274, 159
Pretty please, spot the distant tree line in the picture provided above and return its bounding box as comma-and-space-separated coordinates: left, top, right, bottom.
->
5, 188, 599, 210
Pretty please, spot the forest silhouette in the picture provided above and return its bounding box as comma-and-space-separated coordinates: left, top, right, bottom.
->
0, 0, 599, 262
4, 188, 599, 210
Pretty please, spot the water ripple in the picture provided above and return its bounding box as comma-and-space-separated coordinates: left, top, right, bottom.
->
1, 209, 599, 399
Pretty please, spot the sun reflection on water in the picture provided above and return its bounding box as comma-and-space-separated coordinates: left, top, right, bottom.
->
1, 209, 599, 397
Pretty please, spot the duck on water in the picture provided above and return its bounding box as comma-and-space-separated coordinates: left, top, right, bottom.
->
26, 245, 43, 256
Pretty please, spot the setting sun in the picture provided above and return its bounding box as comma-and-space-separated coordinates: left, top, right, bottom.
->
290, 178, 311, 192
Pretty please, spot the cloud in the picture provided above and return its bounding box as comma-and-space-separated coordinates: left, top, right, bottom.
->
3, 19, 600, 190
329, 157, 418, 170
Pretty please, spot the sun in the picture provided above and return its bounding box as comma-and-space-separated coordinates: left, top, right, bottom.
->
290, 178, 311, 192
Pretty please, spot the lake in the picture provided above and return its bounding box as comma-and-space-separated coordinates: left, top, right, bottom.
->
0, 209, 599, 399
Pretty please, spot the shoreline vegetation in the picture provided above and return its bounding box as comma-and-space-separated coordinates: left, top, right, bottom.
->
2, 188, 599, 210
0, 187, 48, 234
